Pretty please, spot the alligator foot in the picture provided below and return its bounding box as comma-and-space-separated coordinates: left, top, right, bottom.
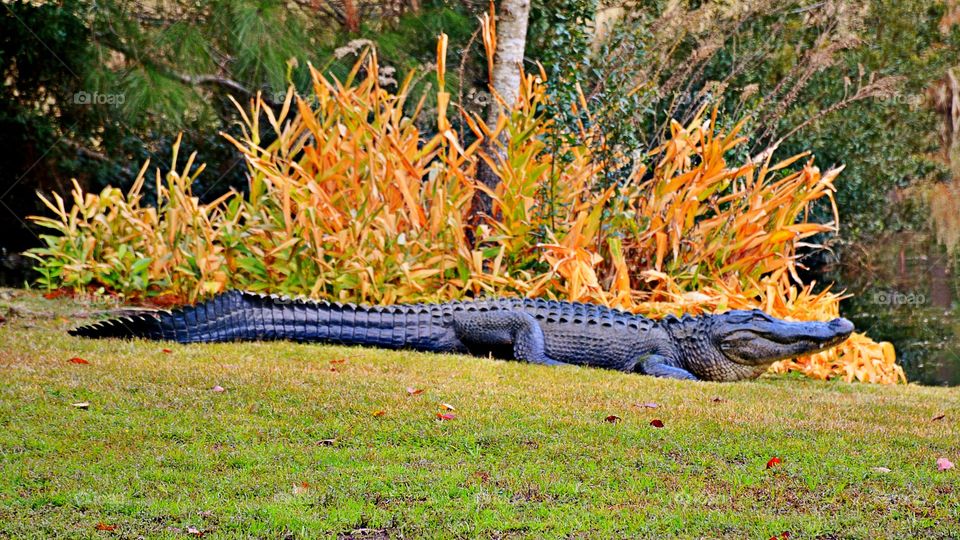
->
452, 311, 568, 366
639, 355, 699, 380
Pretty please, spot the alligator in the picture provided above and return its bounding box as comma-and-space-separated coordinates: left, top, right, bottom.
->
69, 290, 855, 382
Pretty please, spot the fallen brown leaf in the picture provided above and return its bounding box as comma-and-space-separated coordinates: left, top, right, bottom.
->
372, 410, 386, 417
406, 387, 424, 396
932, 413, 946, 421
605, 415, 622, 424
95, 522, 117, 532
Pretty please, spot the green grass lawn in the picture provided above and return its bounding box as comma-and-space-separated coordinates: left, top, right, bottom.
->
1, 289, 958, 539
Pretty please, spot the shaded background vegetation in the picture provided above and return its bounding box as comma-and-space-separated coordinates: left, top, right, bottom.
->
3, 0, 956, 251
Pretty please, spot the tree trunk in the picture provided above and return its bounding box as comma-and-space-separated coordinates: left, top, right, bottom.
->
929, 68, 960, 179
471, 0, 530, 233
485, 0, 530, 131
343, 0, 360, 32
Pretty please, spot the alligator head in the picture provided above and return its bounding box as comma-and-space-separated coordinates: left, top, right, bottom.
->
664, 309, 855, 381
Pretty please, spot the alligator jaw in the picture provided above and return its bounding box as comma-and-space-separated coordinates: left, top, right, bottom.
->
716, 313, 856, 366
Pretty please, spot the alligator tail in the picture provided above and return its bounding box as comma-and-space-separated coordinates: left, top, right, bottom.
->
69, 290, 457, 350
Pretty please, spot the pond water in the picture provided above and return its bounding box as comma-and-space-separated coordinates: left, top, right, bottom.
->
823, 232, 960, 386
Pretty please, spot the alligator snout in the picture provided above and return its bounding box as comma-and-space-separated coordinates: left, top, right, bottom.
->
767, 317, 855, 345
809, 317, 855, 345
829, 317, 855, 337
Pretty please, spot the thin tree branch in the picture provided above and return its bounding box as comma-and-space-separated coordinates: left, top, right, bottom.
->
96, 34, 271, 104
292, 0, 347, 26
167, 72, 252, 96
751, 76, 904, 163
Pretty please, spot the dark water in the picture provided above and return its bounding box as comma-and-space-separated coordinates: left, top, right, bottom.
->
824, 233, 960, 386
0, 251, 30, 288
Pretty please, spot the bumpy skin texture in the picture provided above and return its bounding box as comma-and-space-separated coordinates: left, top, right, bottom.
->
69, 290, 855, 382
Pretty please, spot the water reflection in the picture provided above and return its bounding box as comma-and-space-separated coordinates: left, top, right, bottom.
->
824, 233, 960, 386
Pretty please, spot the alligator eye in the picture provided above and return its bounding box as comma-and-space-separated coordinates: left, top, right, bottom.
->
720, 341, 743, 352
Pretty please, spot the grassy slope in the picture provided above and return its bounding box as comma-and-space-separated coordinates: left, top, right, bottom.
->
0, 289, 958, 539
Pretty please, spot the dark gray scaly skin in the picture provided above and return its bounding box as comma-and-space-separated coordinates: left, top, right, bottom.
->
69, 290, 856, 382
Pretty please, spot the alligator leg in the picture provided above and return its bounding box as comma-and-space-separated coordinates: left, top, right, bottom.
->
638, 355, 699, 380
452, 311, 568, 366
